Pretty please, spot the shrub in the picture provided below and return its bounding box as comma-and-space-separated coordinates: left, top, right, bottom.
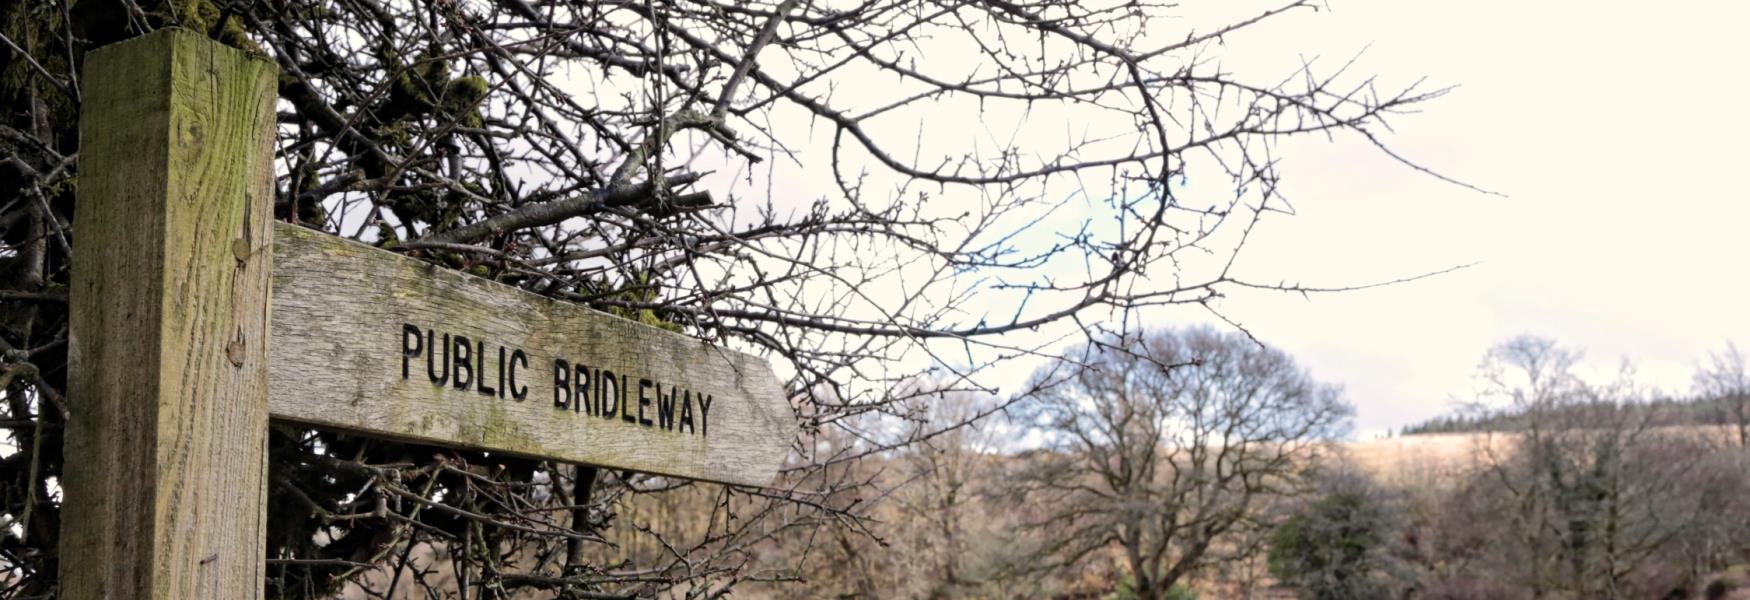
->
1268, 475, 1397, 600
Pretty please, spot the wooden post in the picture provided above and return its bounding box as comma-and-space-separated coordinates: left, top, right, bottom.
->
62, 28, 277, 599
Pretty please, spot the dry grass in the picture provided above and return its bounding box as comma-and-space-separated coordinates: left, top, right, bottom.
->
1337, 432, 1512, 485
1342, 425, 1745, 484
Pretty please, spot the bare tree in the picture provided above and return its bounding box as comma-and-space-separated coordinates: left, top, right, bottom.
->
887, 384, 1008, 599
1466, 335, 1595, 597
1001, 326, 1351, 600
1694, 342, 1750, 447
0, 0, 1457, 596
1462, 336, 1736, 599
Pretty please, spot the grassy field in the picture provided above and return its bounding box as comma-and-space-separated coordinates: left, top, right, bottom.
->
1338, 432, 1511, 484
1342, 425, 1743, 482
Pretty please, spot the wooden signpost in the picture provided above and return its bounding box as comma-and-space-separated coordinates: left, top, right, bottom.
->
60, 29, 793, 599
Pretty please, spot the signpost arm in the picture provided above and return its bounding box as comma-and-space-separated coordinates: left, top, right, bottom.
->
62, 28, 277, 599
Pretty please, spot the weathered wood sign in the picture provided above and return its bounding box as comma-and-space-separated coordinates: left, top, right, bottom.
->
267, 224, 792, 486
60, 28, 795, 599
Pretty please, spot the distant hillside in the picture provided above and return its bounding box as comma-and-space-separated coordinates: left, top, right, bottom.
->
1401, 395, 1742, 435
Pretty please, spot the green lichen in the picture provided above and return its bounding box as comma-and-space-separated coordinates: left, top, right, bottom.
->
189, 0, 259, 53
1, 0, 76, 131
376, 223, 401, 248
583, 273, 682, 333
381, 48, 450, 121
445, 76, 487, 105
439, 76, 488, 127
370, 121, 416, 148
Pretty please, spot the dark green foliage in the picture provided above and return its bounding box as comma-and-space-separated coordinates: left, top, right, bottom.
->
1268, 474, 1397, 600
1402, 394, 1745, 435
1114, 575, 1198, 600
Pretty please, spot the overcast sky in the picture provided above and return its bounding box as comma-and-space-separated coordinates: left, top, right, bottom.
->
669, 0, 1750, 438
1183, 0, 1750, 434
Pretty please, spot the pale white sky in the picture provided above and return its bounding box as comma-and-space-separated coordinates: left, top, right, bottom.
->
1188, 0, 1750, 434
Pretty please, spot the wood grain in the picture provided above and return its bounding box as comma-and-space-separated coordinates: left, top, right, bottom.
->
267, 224, 794, 487
62, 28, 276, 600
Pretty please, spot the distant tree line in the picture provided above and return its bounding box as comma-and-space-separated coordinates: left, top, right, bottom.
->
1402, 395, 1742, 435
1403, 341, 1750, 439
